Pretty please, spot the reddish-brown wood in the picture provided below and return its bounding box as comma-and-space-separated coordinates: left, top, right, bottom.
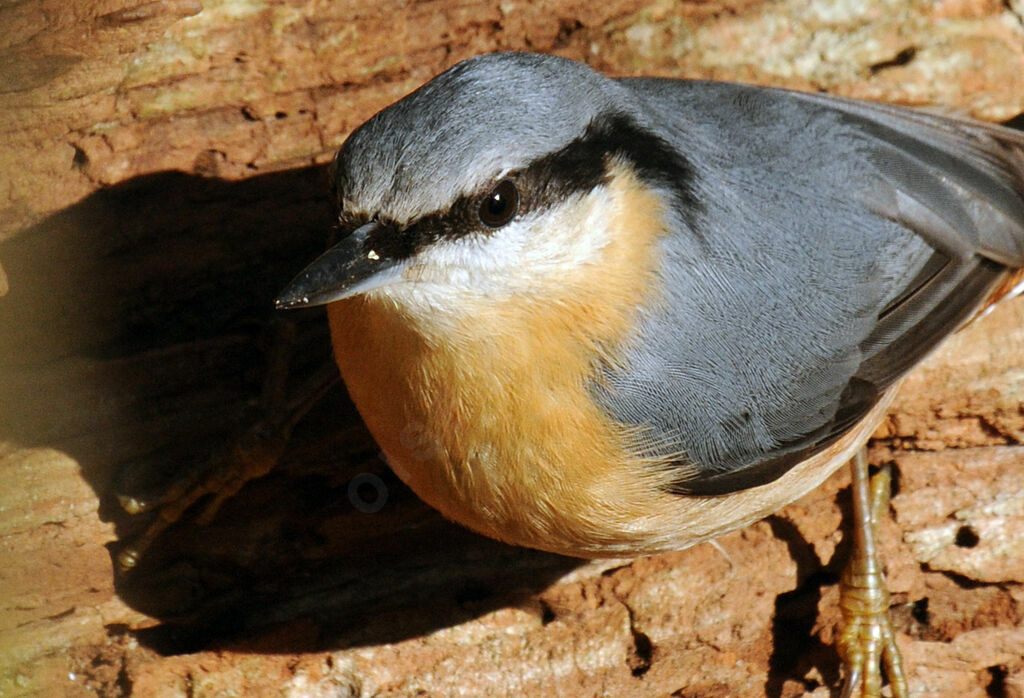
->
2, 1, 1023, 696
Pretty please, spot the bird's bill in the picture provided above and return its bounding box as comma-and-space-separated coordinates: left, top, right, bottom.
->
275, 221, 403, 309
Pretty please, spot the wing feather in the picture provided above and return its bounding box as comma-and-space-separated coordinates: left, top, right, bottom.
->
600, 80, 1024, 494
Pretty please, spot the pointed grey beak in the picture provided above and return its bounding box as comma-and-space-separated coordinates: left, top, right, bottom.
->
275, 221, 400, 309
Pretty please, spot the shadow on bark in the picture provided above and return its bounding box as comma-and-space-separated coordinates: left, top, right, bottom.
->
0, 166, 581, 656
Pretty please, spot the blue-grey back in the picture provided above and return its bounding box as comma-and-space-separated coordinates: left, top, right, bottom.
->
595, 78, 1024, 493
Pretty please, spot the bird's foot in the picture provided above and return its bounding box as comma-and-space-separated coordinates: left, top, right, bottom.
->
115, 321, 339, 572
115, 420, 294, 571
837, 453, 908, 698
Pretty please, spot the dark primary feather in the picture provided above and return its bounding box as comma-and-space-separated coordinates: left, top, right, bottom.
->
594, 79, 1024, 495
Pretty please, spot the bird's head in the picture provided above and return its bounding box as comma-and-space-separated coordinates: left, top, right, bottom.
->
276, 52, 695, 319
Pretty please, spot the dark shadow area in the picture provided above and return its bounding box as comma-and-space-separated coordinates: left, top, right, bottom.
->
1002, 112, 1024, 131
763, 512, 848, 698
0, 166, 581, 655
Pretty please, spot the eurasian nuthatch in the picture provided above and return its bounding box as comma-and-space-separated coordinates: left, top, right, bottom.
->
278, 51, 1024, 553
276, 51, 1019, 556
270, 52, 1024, 694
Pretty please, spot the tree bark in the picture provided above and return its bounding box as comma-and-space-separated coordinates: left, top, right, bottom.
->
2, 1, 1024, 696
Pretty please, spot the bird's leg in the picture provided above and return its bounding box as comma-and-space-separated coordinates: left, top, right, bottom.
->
115, 321, 340, 572
837, 449, 908, 698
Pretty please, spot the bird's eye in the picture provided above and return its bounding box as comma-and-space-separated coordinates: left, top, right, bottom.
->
478, 179, 520, 228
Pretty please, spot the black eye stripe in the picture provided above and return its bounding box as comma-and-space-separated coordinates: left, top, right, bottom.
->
340, 113, 701, 261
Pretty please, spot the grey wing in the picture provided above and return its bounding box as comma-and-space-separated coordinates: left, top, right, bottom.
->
599, 80, 1024, 495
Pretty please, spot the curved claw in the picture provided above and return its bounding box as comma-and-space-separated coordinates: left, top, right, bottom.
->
115, 360, 340, 572
116, 433, 285, 571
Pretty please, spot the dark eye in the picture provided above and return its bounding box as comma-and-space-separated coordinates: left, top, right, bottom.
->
478, 179, 520, 228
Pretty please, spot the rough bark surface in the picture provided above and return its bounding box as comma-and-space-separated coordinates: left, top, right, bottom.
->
2, 1, 1024, 697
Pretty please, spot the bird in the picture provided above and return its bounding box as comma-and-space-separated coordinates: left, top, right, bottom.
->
123, 52, 1024, 696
